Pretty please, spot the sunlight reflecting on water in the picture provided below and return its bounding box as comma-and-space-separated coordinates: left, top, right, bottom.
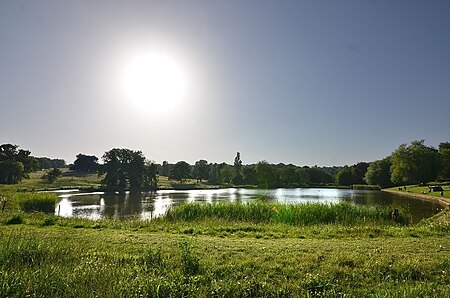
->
54, 188, 443, 222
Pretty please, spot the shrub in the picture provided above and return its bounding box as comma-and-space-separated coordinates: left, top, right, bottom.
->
5, 214, 24, 225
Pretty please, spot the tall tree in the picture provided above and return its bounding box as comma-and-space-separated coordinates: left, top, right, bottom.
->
390, 140, 440, 185
70, 154, 99, 172
438, 142, 450, 181
193, 159, 209, 182
335, 166, 356, 186
364, 158, 392, 187
0, 144, 38, 184
161, 161, 170, 177
208, 163, 220, 184
100, 148, 147, 191
219, 165, 234, 185
233, 152, 243, 185
170, 161, 191, 184
255, 161, 278, 188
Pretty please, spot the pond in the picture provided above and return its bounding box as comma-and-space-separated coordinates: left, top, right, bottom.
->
55, 188, 444, 223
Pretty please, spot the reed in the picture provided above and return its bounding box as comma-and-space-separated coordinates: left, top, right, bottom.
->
15, 192, 58, 213
165, 201, 409, 225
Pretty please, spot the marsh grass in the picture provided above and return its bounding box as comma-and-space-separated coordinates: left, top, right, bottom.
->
15, 192, 58, 213
165, 201, 409, 226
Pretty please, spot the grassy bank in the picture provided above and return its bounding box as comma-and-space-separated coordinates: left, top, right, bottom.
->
1, 201, 450, 297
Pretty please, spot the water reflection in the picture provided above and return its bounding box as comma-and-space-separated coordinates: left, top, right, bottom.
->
55, 188, 443, 223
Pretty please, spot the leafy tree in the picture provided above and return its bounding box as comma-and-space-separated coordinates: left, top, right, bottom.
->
233, 152, 243, 185
192, 159, 209, 182
142, 162, 158, 191
296, 167, 312, 186
208, 163, 220, 184
304, 166, 333, 185
70, 154, 98, 172
351, 162, 369, 184
335, 166, 356, 186
42, 168, 62, 183
0, 144, 38, 184
36, 157, 66, 169
0, 160, 24, 184
255, 161, 278, 188
242, 165, 257, 185
364, 158, 392, 187
161, 161, 170, 177
438, 142, 450, 181
279, 166, 298, 187
99, 148, 149, 191
390, 140, 440, 185
170, 161, 191, 184
219, 165, 234, 185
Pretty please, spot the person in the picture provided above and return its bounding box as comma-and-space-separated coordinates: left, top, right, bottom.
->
391, 208, 399, 222
441, 191, 444, 197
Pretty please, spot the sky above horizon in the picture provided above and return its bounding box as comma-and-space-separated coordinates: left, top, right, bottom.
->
1, 0, 449, 166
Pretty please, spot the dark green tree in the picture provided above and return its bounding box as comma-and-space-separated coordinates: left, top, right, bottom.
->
0, 144, 38, 184
279, 166, 298, 187
233, 152, 243, 185
208, 163, 220, 184
335, 166, 356, 186
170, 161, 191, 184
142, 162, 158, 191
351, 162, 369, 184
100, 148, 147, 191
438, 142, 450, 181
242, 165, 257, 185
390, 140, 440, 185
70, 154, 98, 172
364, 158, 392, 187
161, 161, 170, 177
220, 165, 234, 185
43, 168, 62, 183
255, 161, 278, 188
193, 159, 209, 182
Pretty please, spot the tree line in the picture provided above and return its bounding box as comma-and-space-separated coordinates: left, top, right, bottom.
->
1, 140, 449, 189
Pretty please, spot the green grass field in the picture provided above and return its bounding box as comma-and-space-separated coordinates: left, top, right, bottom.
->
1, 177, 450, 297
386, 184, 450, 199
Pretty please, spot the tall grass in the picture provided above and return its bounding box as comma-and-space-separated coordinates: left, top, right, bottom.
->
15, 193, 58, 213
165, 201, 409, 225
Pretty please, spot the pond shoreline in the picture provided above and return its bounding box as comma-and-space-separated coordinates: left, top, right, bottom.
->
381, 189, 450, 207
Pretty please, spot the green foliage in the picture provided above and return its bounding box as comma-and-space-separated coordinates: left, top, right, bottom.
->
0, 144, 38, 184
16, 193, 58, 213
233, 152, 243, 185
219, 164, 234, 185
70, 153, 98, 172
364, 158, 393, 187
170, 161, 191, 184
179, 240, 200, 275
42, 168, 62, 183
192, 159, 209, 182
390, 140, 440, 185
438, 142, 450, 181
5, 214, 24, 225
165, 201, 409, 226
255, 161, 279, 188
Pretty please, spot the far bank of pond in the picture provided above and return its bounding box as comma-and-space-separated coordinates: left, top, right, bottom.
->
55, 188, 443, 223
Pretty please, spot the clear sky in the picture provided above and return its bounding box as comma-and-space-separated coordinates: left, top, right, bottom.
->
1, 0, 449, 166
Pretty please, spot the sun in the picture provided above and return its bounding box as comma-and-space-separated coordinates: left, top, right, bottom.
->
121, 49, 188, 114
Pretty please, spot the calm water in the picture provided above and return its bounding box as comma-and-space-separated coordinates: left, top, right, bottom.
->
55, 188, 444, 223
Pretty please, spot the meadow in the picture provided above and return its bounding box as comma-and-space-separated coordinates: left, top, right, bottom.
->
1, 175, 450, 297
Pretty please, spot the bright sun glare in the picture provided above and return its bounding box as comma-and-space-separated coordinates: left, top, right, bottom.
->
121, 49, 188, 113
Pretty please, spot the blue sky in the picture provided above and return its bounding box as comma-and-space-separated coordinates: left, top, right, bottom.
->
1, 0, 449, 166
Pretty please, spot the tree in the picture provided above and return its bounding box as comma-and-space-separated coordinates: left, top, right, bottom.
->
170, 161, 191, 184
219, 165, 234, 185
335, 166, 356, 186
0, 144, 38, 184
233, 152, 243, 185
99, 148, 148, 191
390, 140, 440, 185
192, 159, 209, 182
279, 166, 298, 187
70, 154, 98, 172
142, 162, 158, 191
42, 168, 62, 183
364, 158, 392, 187
438, 142, 450, 181
255, 161, 278, 188
242, 165, 257, 185
161, 161, 170, 177
208, 163, 220, 184
351, 162, 369, 184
